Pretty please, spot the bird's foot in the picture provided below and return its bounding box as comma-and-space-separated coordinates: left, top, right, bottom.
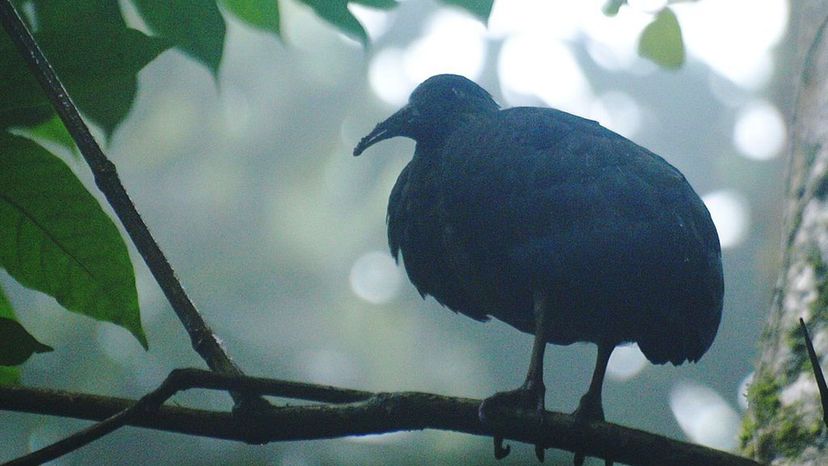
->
572, 393, 612, 466
479, 381, 546, 461
572, 392, 605, 425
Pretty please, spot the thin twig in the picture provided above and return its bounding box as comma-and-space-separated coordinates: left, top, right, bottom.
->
0, 369, 764, 466
800, 318, 828, 428
143, 368, 374, 404
2, 369, 372, 465
0, 1, 248, 393
3, 372, 185, 466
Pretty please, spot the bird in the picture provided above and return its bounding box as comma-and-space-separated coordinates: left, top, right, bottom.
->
353, 74, 723, 464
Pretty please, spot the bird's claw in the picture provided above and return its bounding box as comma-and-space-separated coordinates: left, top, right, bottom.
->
479, 384, 546, 461
571, 393, 612, 466
493, 436, 511, 459
572, 392, 605, 425
535, 395, 546, 462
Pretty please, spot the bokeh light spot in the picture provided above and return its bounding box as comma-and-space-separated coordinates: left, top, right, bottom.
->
607, 343, 648, 381
349, 3, 393, 42
670, 381, 740, 450
582, 6, 652, 72
675, 0, 788, 88
498, 34, 592, 112
703, 190, 749, 249
488, 0, 587, 40
300, 348, 359, 386
402, 9, 487, 85
368, 8, 486, 107
589, 91, 642, 139
350, 251, 402, 304
368, 47, 411, 106
733, 100, 786, 161
627, 0, 668, 13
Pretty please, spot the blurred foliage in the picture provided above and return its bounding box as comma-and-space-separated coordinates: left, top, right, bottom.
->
219, 0, 281, 35
0, 286, 21, 383
0, 0, 686, 136
0, 317, 52, 366
299, 0, 396, 45
603, 0, 625, 16
22, 114, 77, 157
438, 0, 493, 22
132, 0, 226, 75
638, 7, 685, 69
0, 25, 169, 135
605, 0, 688, 68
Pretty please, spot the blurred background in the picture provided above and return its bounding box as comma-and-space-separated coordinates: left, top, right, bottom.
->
1, 0, 792, 464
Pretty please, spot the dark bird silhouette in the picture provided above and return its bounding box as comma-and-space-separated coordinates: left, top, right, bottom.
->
354, 74, 723, 464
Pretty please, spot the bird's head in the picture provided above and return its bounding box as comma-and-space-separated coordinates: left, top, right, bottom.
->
353, 74, 499, 156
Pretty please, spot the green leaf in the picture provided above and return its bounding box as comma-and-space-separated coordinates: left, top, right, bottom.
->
298, 0, 368, 45
603, 0, 625, 16
0, 361, 19, 383
133, 0, 227, 75
0, 285, 15, 322
31, 0, 125, 32
0, 317, 53, 366
0, 286, 21, 383
350, 0, 397, 9
438, 0, 493, 23
0, 105, 52, 131
0, 133, 147, 349
24, 114, 78, 159
0, 27, 170, 136
221, 0, 280, 35
638, 7, 685, 69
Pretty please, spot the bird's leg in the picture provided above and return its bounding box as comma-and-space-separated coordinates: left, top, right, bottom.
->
574, 342, 612, 423
572, 342, 615, 466
480, 291, 548, 461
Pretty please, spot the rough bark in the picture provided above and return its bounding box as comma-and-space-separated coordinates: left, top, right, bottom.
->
741, 2, 828, 463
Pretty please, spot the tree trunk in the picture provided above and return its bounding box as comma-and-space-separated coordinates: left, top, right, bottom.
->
741, 2, 828, 464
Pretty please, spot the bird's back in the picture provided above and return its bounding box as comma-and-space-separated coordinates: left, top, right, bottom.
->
389, 106, 723, 365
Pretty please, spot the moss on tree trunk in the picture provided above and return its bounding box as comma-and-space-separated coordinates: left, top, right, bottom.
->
741, 2, 828, 463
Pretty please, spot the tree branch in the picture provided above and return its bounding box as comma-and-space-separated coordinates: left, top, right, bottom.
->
0, 369, 763, 466
0, 0, 247, 390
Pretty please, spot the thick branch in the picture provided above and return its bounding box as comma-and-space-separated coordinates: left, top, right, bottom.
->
0, 1, 244, 382
0, 370, 762, 466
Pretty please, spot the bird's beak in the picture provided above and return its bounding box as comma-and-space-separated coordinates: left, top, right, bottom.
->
353, 104, 417, 156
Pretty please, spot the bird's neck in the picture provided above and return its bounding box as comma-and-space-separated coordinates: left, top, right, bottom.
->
413, 139, 448, 165
412, 111, 485, 160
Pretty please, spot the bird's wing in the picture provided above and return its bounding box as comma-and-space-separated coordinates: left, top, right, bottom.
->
440, 106, 686, 267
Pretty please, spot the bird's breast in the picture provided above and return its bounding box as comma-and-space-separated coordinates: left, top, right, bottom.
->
387, 157, 491, 322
